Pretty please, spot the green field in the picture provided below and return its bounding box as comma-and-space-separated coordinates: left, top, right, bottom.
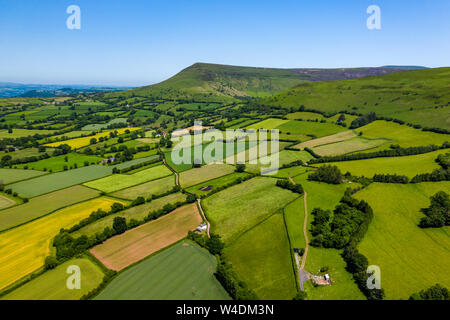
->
16, 153, 102, 172
72, 192, 186, 237
0, 168, 47, 185
313, 137, 389, 156
0, 194, 16, 210
111, 175, 175, 200
0, 185, 100, 231
355, 182, 450, 300
203, 177, 298, 242
293, 174, 365, 300
225, 213, 297, 299
286, 112, 325, 121
321, 149, 447, 178
185, 172, 251, 197
94, 241, 230, 300
2, 258, 104, 300
0, 128, 55, 138
84, 164, 172, 193
245, 150, 313, 174
0, 148, 43, 161
8, 165, 113, 197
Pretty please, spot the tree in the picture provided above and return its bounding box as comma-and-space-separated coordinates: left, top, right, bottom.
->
235, 164, 246, 172
90, 138, 97, 145
410, 284, 449, 300
44, 256, 58, 270
110, 202, 125, 213
112, 217, 127, 234
293, 291, 307, 300
308, 165, 342, 184
206, 234, 225, 255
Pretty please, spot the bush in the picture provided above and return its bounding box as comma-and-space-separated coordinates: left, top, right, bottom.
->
44, 256, 58, 270
308, 165, 342, 184
112, 217, 127, 234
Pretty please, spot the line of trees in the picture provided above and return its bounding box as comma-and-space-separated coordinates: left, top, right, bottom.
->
275, 179, 304, 195
373, 174, 409, 184
418, 191, 449, 228
308, 165, 343, 184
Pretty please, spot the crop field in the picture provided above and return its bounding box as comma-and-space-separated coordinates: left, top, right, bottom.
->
245, 150, 313, 174
8, 165, 113, 197
225, 213, 297, 299
271, 166, 310, 179
355, 182, 450, 300
44, 128, 139, 149
246, 118, 288, 130
2, 258, 104, 300
72, 192, 187, 237
0, 148, 42, 161
0, 197, 122, 290
358, 120, 450, 150
179, 164, 236, 188
185, 172, 251, 197
293, 131, 357, 150
111, 175, 175, 200
0, 194, 16, 210
293, 174, 365, 300
277, 120, 347, 137
312, 137, 388, 156
203, 177, 298, 242
90, 203, 202, 271
95, 241, 229, 300
38, 131, 93, 144
0, 185, 100, 231
0, 168, 47, 184
321, 149, 447, 178
81, 118, 127, 131
16, 153, 103, 172
0, 129, 55, 138
84, 164, 172, 193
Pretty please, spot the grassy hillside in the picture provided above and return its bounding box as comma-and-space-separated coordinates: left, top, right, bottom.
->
262, 67, 450, 130
114, 63, 415, 102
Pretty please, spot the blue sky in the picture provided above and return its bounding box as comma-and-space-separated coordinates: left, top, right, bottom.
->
0, 0, 448, 86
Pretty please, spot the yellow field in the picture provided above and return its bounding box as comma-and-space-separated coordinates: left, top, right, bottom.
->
0, 197, 124, 290
44, 128, 140, 149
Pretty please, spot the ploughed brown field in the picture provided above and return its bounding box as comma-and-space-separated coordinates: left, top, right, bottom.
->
90, 203, 203, 271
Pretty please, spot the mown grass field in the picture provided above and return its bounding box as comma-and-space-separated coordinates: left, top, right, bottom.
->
16, 153, 102, 172
179, 164, 236, 188
203, 177, 298, 242
1, 258, 104, 300
72, 192, 186, 237
225, 213, 298, 299
245, 150, 313, 174
185, 172, 251, 197
0, 185, 100, 231
0, 168, 47, 184
90, 203, 202, 271
284, 197, 306, 250
293, 174, 365, 300
321, 149, 447, 178
111, 175, 175, 200
294, 131, 357, 150
313, 137, 388, 156
95, 241, 229, 300
286, 112, 325, 121
271, 166, 310, 179
355, 182, 450, 300
360, 120, 449, 148
84, 165, 172, 193
0, 128, 55, 138
44, 128, 139, 149
0, 197, 123, 290
0, 195, 16, 210
8, 165, 112, 197
0, 148, 43, 161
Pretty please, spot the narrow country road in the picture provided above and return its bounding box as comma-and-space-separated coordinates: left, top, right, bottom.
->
162, 158, 179, 186
197, 198, 211, 238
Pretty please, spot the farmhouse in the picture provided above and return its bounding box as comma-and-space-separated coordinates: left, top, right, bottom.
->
195, 223, 207, 233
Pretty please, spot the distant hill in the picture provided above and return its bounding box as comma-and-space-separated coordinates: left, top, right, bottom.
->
117, 63, 419, 102
260, 67, 450, 130
0, 82, 131, 98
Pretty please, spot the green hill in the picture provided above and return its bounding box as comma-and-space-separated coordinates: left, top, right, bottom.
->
112, 63, 416, 102
261, 67, 450, 130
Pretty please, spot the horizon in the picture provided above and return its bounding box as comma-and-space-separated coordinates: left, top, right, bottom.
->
0, 0, 449, 86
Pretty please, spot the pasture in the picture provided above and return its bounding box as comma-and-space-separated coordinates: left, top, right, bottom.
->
179, 164, 236, 188
0, 197, 122, 290
90, 203, 202, 271
95, 241, 229, 300
0, 195, 16, 210
293, 131, 357, 149
355, 182, 450, 299
16, 153, 102, 172
72, 192, 187, 237
225, 213, 297, 299
111, 175, 175, 200
84, 164, 172, 193
293, 174, 365, 300
312, 137, 388, 156
0, 128, 55, 139
2, 258, 104, 300
321, 149, 447, 178
8, 165, 113, 197
185, 172, 251, 197
245, 150, 313, 174
0, 168, 47, 185
0, 185, 100, 231
203, 177, 298, 242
